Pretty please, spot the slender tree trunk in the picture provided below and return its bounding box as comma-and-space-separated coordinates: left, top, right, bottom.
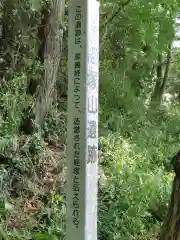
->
150, 43, 172, 108
35, 0, 65, 126
159, 151, 180, 240
160, 45, 171, 94
0, 0, 15, 79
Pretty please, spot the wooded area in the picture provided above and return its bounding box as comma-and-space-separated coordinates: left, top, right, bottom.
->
1, 0, 180, 239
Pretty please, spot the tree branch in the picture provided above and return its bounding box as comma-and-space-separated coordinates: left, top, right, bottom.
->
101, 0, 131, 29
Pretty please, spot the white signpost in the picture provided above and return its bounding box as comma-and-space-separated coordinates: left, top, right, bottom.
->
67, 0, 99, 239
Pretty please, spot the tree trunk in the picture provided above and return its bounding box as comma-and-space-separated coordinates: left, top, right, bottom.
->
159, 151, 180, 240
0, 0, 15, 80
149, 54, 163, 108
35, 0, 65, 126
150, 43, 172, 108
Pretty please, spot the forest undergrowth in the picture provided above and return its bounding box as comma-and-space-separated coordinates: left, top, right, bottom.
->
0, 65, 179, 240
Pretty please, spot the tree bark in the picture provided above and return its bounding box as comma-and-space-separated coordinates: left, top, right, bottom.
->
159, 151, 180, 240
150, 43, 172, 108
0, 0, 15, 80
150, 54, 163, 106
35, 0, 65, 126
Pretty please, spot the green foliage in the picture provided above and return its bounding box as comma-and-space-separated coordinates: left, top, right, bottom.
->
98, 49, 180, 238
98, 89, 178, 239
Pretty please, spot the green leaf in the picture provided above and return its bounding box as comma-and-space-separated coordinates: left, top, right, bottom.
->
35, 233, 55, 240
30, 0, 42, 12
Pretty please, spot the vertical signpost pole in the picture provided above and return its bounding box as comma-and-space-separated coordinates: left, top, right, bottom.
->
67, 0, 99, 240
